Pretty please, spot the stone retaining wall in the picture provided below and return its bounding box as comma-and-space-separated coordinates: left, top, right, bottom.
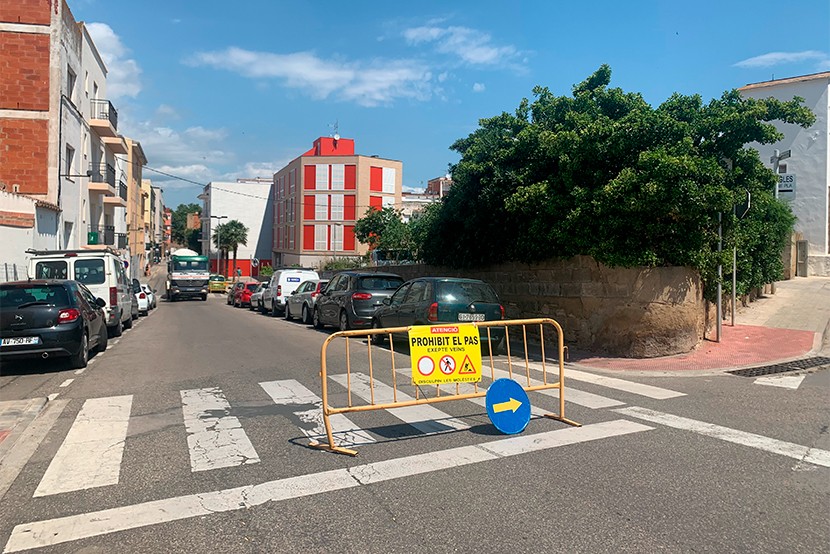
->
369, 256, 705, 357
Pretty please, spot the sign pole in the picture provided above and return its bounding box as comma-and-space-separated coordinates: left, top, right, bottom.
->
716, 211, 722, 343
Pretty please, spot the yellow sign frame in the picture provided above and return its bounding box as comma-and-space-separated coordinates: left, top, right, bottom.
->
408, 324, 482, 385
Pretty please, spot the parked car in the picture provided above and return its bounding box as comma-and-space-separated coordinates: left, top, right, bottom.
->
0, 279, 109, 369
208, 274, 227, 294
249, 282, 267, 312
262, 269, 320, 317
27, 248, 133, 337
140, 283, 157, 309
285, 279, 328, 323
233, 282, 260, 308
313, 272, 404, 331
132, 279, 149, 315
370, 277, 506, 352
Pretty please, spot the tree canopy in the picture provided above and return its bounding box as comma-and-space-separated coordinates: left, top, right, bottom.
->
213, 220, 248, 276
171, 203, 202, 252
417, 65, 814, 298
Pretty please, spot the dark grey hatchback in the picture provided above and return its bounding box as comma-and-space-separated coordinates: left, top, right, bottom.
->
313, 272, 404, 331
0, 280, 108, 369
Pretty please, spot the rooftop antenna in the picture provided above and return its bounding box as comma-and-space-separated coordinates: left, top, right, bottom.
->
329, 120, 340, 141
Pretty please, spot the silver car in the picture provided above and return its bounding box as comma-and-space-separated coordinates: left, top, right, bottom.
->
249, 282, 267, 312
284, 279, 328, 324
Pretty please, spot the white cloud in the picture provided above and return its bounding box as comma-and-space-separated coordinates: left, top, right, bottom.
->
185, 47, 433, 107
154, 104, 179, 119
85, 23, 142, 99
472, 82, 485, 92
734, 50, 828, 68
403, 25, 520, 67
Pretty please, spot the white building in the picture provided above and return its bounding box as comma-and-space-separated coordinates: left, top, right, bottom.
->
199, 179, 274, 277
739, 72, 830, 276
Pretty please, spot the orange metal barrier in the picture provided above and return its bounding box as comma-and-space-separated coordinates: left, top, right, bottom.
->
316, 318, 581, 456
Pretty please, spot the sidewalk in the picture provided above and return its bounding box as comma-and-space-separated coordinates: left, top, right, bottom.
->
572, 277, 830, 372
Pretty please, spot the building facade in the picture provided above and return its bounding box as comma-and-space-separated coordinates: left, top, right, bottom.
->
125, 139, 148, 278
739, 72, 830, 276
272, 137, 402, 268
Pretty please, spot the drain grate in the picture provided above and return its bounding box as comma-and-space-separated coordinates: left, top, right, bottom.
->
729, 356, 830, 378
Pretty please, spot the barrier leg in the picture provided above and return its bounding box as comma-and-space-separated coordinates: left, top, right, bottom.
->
309, 409, 359, 457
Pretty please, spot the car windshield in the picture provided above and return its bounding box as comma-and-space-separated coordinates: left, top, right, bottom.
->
436, 281, 499, 304
246, 283, 258, 291
209, 275, 225, 282
357, 276, 404, 291
0, 284, 70, 308
172, 259, 208, 272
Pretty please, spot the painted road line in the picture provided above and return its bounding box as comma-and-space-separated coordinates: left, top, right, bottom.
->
526, 363, 684, 400
616, 406, 830, 468
3, 419, 652, 552
331, 373, 470, 434
258, 380, 374, 447
180, 388, 260, 472
33, 396, 132, 497
46, 393, 59, 401
492, 365, 624, 409
74, 368, 86, 375
754, 375, 806, 389
58, 379, 73, 388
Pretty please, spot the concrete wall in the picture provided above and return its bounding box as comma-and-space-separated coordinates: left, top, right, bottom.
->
371, 256, 706, 358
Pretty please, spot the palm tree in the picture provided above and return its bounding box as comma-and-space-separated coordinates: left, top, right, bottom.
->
212, 223, 232, 276
221, 220, 249, 278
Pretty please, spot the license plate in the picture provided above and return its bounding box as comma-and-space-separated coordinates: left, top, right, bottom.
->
458, 313, 485, 322
1, 336, 41, 347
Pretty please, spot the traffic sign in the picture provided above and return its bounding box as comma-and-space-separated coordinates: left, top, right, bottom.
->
485, 378, 531, 435
409, 324, 482, 385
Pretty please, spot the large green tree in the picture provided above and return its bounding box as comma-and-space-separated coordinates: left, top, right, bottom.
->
420, 66, 813, 298
215, 220, 248, 277
354, 206, 412, 252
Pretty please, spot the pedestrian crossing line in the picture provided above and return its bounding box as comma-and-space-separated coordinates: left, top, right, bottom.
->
524, 362, 685, 400
180, 388, 260, 472
754, 375, 806, 389
3, 419, 653, 553
615, 406, 830, 468
258, 380, 375, 447
33, 395, 132, 498
330, 373, 471, 435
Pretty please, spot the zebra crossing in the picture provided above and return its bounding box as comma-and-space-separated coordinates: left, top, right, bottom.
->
29, 367, 683, 499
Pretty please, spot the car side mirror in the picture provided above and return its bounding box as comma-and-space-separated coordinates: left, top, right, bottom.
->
383, 298, 391, 306
95, 297, 107, 308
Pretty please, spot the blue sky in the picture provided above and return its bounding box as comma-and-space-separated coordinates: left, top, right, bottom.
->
69, 0, 830, 209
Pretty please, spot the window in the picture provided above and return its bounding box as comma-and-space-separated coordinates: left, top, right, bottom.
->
314, 225, 327, 250
315, 164, 328, 190
331, 164, 345, 190
382, 167, 396, 194
34, 261, 68, 280
405, 280, 428, 303
289, 225, 295, 249
64, 145, 75, 179
66, 66, 77, 102
389, 284, 411, 307
331, 194, 344, 220
382, 196, 395, 208
74, 259, 106, 285
315, 195, 328, 221
290, 169, 296, 194
332, 224, 343, 251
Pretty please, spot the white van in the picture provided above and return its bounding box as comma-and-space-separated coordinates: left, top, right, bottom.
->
261, 268, 319, 317
26, 249, 135, 336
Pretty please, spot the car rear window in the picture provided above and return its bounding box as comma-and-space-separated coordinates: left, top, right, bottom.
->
74, 259, 106, 285
358, 276, 404, 291
246, 283, 258, 291
436, 281, 499, 304
0, 284, 70, 308
34, 260, 68, 280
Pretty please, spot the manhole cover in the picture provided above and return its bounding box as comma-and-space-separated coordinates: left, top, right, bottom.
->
729, 356, 830, 378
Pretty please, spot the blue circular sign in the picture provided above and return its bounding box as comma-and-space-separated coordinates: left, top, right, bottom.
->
485, 378, 531, 435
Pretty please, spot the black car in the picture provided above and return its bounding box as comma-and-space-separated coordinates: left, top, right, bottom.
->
0, 280, 108, 369
371, 277, 506, 352
313, 272, 404, 331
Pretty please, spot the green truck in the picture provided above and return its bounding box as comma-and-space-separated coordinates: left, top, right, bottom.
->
166, 249, 210, 301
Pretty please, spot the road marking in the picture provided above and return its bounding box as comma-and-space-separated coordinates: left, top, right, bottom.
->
524, 364, 684, 399
493, 365, 625, 409
258, 380, 374, 447
58, 379, 73, 388
46, 393, 59, 401
754, 375, 806, 389
33, 396, 132, 497
331, 373, 470, 434
3, 419, 651, 553
75, 368, 86, 375
615, 406, 830, 468
180, 388, 260, 472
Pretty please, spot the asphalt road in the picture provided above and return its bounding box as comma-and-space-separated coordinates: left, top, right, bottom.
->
0, 288, 828, 553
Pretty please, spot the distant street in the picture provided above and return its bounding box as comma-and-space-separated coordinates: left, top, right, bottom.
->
0, 290, 827, 553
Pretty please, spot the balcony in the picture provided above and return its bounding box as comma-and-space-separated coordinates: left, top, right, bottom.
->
89, 99, 118, 137
103, 135, 128, 155
87, 225, 115, 246
104, 176, 128, 207
116, 233, 128, 249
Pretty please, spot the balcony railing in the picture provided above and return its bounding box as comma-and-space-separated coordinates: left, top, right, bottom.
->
119, 180, 128, 201
88, 225, 115, 246
89, 162, 116, 187
116, 233, 128, 249
90, 99, 118, 131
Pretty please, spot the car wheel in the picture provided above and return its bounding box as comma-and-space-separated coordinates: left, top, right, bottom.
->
123, 314, 133, 329
370, 320, 385, 345
285, 304, 292, 321
271, 301, 278, 318
201, 295, 207, 301
312, 307, 324, 329
109, 316, 123, 338
70, 333, 89, 369
301, 305, 311, 325
96, 327, 108, 352
339, 311, 350, 332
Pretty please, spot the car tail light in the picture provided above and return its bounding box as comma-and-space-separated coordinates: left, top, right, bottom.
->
277, 285, 282, 296
109, 286, 117, 306
311, 291, 319, 298
428, 302, 438, 322
58, 308, 80, 324
499, 305, 505, 319
139, 293, 146, 299
352, 292, 372, 301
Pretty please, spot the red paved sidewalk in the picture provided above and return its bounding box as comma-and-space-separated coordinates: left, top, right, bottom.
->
571, 324, 817, 372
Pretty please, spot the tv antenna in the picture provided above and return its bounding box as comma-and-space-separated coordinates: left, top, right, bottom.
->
329, 120, 340, 141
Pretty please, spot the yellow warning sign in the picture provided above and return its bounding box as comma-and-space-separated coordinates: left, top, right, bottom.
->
409, 324, 482, 385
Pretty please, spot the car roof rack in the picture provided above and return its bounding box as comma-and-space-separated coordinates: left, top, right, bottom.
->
26, 247, 120, 256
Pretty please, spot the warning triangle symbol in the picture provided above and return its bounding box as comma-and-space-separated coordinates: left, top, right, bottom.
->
458, 355, 476, 374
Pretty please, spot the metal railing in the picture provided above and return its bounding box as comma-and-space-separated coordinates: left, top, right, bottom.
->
90, 99, 118, 130
89, 162, 116, 187
116, 233, 128, 249
88, 224, 115, 246
118, 179, 128, 201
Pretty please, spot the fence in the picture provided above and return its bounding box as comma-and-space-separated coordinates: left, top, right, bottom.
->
316, 317, 580, 456
1, 263, 27, 283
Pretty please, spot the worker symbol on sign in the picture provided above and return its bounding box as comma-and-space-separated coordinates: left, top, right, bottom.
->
439, 355, 456, 375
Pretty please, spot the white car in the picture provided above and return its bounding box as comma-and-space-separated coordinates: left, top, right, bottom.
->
140, 284, 157, 309
133, 281, 149, 315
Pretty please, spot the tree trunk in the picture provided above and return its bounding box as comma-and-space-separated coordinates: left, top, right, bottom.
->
233, 247, 238, 277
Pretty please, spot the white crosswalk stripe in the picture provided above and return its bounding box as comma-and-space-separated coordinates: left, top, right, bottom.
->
524, 362, 685, 399
180, 388, 260, 472
754, 375, 806, 389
